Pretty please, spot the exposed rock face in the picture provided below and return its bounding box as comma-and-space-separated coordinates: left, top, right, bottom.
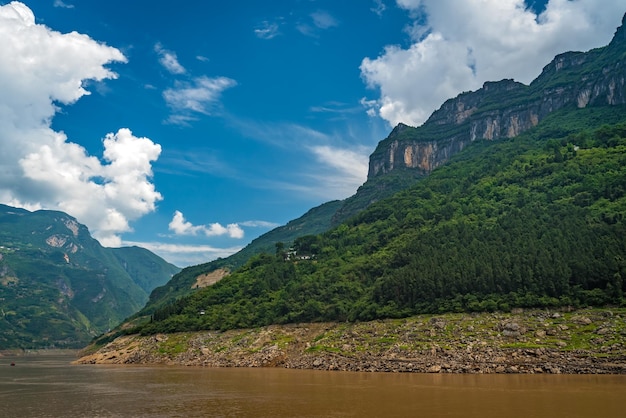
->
368, 16, 626, 179
46, 234, 79, 253
193, 268, 229, 289
368, 120, 472, 177
64, 219, 80, 237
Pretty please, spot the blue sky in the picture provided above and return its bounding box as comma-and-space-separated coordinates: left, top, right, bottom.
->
1, 0, 625, 266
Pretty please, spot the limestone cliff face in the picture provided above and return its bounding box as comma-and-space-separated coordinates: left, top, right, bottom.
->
368, 15, 626, 179
368, 122, 470, 177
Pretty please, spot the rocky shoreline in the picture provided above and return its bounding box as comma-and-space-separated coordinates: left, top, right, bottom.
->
76, 308, 626, 374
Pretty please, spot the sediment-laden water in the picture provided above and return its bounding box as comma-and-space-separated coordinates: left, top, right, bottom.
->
1, 354, 625, 417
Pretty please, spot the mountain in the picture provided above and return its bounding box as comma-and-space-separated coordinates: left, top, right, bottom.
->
135, 104, 626, 335
123, 15, 626, 337
368, 15, 626, 179
128, 14, 626, 321
0, 204, 179, 349
91, 16, 626, 342
338, 14, 626, 223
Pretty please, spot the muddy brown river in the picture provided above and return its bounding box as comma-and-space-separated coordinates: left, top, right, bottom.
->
1, 354, 624, 417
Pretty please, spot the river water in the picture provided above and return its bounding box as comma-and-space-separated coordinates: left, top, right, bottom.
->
1, 354, 624, 418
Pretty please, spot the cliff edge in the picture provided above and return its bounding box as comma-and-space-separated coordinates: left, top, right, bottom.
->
368, 13, 626, 179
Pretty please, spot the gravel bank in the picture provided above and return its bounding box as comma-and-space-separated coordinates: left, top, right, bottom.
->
76, 308, 626, 374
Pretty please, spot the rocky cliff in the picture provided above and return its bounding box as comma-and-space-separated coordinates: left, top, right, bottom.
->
368, 14, 626, 178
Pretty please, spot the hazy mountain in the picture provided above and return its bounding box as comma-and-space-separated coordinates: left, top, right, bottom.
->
0, 204, 179, 349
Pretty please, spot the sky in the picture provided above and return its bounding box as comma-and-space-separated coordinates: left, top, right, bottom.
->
1, 0, 625, 267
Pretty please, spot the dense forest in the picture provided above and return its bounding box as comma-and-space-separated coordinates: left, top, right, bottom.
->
129, 106, 626, 336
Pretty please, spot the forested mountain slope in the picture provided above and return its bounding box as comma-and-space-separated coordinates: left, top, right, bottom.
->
135, 105, 626, 335
137, 199, 343, 316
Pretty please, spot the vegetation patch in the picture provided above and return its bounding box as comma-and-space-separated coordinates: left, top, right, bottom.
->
157, 334, 189, 356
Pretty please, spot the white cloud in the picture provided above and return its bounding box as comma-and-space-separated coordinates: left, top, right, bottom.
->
309, 101, 362, 115
0, 2, 162, 247
361, 0, 626, 127
155, 44, 235, 125
371, 0, 387, 17
123, 240, 243, 267
169, 211, 245, 239
307, 145, 369, 196
159, 148, 234, 177
311, 10, 339, 29
255, 21, 280, 39
154, 43, 186, 75
229, 117, 370, 199
240, 220, 281, 228
53, 0, 74, 9
229, 117, 329, 149
164, 113, 199, 126
21, 128, 162, 246
163, 76, 237, 124
297, 10, 339, 37
296, 23, 316, 37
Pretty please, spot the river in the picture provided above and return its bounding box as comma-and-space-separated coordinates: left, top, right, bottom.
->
1, 354, 624, 417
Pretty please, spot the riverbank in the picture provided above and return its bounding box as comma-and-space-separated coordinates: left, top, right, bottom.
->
76, 308, 626, 374
1, 349, 79, 357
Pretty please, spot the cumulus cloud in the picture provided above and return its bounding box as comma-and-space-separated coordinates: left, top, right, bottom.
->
361, 0, 626, 127
155, 43, 186, 75
163, 76, 237, 124
0, 2, 162, 247
169, 211, 245, 239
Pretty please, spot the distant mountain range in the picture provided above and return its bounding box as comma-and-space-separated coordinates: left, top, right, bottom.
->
0, 204, 179, 349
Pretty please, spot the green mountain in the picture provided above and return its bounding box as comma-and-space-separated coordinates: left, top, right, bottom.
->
0, 205, 179, 349
137, 105, 626, 335
126, 15, 626, 336
138, 199, 343, 316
